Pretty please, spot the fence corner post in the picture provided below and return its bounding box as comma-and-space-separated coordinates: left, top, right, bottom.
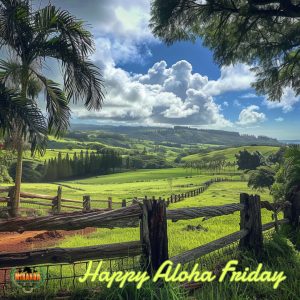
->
140, 198, 169, 276
239, 193, 263, 257
122, 199, 127, 207
83, 195, 91, 211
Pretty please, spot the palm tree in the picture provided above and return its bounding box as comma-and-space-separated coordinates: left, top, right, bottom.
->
0, 0, 104, 215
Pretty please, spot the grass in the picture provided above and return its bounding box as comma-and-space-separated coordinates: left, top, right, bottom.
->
55, 181, 274, 258
182, 145, 279, 162
1, 166, 296, 299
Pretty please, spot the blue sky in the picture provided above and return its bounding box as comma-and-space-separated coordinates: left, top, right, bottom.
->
32, 1, 300, 140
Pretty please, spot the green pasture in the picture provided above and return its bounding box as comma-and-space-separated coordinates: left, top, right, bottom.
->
56, 181, 274, 258
182, 145, 279, 162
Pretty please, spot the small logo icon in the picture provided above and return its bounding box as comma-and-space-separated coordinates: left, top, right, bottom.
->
10, 266, 44, 293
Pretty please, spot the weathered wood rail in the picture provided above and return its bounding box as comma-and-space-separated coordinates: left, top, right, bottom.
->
0, 186, 127, 216
0, 241, 142, 268
0, 177, 231, 217
0, 191, 298, 277
0, 205, 141, 232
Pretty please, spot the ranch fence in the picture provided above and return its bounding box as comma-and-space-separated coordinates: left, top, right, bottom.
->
0, 190, 299, 296
0, 177, 234, 217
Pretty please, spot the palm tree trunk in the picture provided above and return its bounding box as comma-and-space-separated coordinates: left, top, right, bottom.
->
12, 141, 23, 217
12, 69, 28, 217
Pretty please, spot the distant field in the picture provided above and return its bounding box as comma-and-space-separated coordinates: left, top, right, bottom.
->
182, 145, 279, 162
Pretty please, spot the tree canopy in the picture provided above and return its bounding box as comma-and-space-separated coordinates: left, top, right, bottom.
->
235, 149, 264, 170
150, 0, 300, 101
248, 166, 275, 191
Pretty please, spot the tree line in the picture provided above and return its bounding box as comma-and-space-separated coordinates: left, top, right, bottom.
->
44, 150, 122, 181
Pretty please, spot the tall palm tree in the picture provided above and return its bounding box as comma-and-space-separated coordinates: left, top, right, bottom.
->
0, 0, 104, 215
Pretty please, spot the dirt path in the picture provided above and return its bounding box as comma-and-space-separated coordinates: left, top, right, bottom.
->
0, 228, 96, 253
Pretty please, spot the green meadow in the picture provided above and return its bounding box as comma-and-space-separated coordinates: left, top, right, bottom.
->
182, 145, 279, 162
56, 180, 274, 258
1, 167, 275, 257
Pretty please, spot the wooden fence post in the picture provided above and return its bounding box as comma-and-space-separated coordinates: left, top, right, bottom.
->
83, 195, 91, 211
122, 199, 127, 207
140, 198, 169, 275
52, 186, 62, 214
239, 193, 263, 257
108, 197, 112, 210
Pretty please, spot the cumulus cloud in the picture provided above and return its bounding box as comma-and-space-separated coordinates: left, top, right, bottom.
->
203, 64, 255, 96
39, 0, 153, 66
264, 88, 300, 112
34, 1, 260, 128
237, 105, 266, 125
74, 60, 234, 127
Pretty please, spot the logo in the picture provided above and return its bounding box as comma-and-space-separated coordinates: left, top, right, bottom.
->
10, 266, 45, 294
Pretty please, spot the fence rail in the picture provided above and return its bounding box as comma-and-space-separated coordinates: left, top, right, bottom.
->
0, 188, 299, 295
0, 177, 234, 217
0, 241, 142, 268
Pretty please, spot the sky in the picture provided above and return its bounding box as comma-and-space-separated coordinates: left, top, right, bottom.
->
23, 1, 300, 139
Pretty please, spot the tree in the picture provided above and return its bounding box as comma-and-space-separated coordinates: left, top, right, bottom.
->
271, 145, 300, 205
235, 149, 263, 170
0, 0, 104, 214
150, 0, 300, 102
248, 167, 275, 191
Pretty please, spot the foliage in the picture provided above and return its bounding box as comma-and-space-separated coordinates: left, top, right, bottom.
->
268, 146, 286, 164
272, 145, 300, 201
0, 0, 104, 144
9, 160, 45, 183
150, 0, 300, 102
248, 166, 275, 191
44, 149, 122, 181
235, 149, 264, 170
0, 83, 47, 154
0, 164, 12, 183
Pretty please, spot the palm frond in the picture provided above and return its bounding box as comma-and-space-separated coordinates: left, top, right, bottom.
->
39, 38, 105, 110
0, 59, 22, 87
31, 70, 70, 137
33, 4, 94, 58
0, 82, 47, 154
0, 0, 33, 55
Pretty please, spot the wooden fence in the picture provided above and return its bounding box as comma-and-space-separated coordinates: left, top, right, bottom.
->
0, 191, 299, 274
0, 186, 130, 217
0, 177, 232, 217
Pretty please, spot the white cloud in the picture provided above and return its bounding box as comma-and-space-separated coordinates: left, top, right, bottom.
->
73, 60, 232, 127
223, 101, 229, 107
240, 93, 258, 99
237, 105, 266, 126
275, 117, 284, 122
203, 64, 255, 96
264, 88, 300, 112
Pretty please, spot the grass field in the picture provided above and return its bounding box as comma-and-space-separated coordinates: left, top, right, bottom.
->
55, 180, 274, 258
0, 166, 287, 298
182, 145, 279, 162
0, 168, 243, 209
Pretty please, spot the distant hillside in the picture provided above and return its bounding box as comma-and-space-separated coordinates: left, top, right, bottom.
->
71, 124, 281, 146
182, 145, 280, 162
